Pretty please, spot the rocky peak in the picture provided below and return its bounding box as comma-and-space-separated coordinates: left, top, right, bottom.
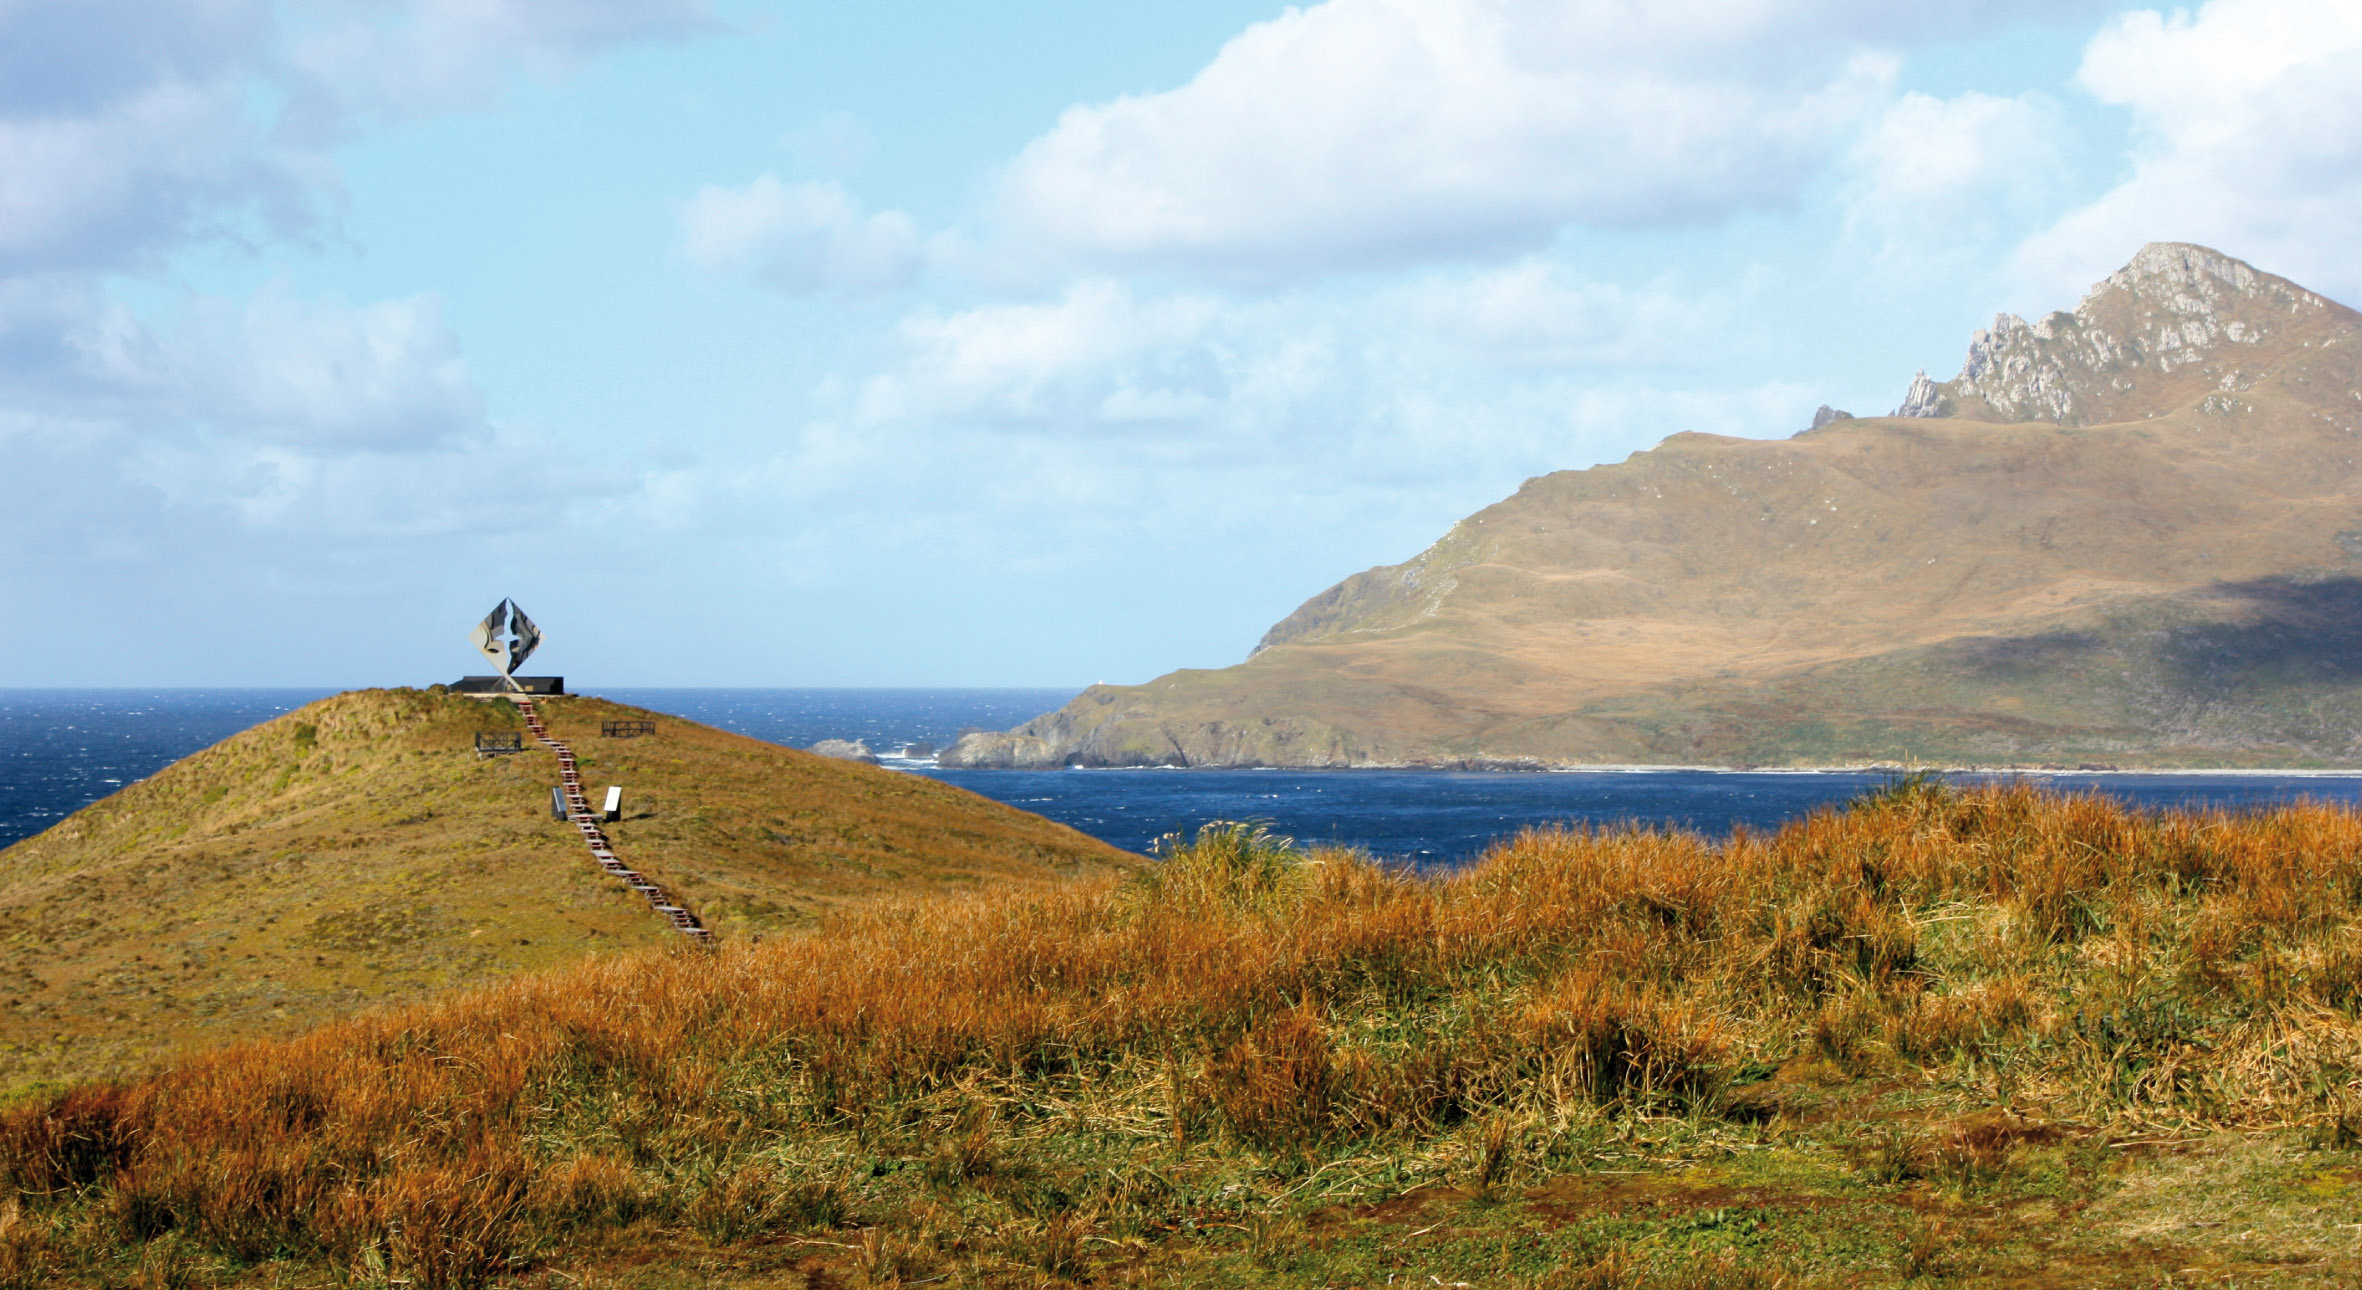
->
2102, 241, 2296, 314
1893, 243, 2345, 425
1894, 371, 1943, 418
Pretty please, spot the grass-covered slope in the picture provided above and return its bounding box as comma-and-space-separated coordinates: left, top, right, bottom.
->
0, 688, 1133, 1093
8, 786, 2362, 1286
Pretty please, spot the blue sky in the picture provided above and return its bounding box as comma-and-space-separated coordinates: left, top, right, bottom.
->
5, 0, 2361, 688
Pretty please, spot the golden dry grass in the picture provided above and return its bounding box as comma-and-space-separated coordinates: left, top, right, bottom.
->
7, 782, 2362, 1285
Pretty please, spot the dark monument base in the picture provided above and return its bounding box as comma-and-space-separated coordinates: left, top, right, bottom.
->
450, 676, 566, 696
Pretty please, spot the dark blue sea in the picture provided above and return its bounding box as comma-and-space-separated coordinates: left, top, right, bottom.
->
7, 687, 2362, 866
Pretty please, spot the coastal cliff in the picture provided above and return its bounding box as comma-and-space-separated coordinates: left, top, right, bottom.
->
947, 244, 2362, 769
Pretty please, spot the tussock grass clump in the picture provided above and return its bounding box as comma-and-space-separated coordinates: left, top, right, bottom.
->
1139, 819, 1309, 914
9, 788, 2362, 1285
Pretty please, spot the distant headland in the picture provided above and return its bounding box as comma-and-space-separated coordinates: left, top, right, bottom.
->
947, 244, 2362, 772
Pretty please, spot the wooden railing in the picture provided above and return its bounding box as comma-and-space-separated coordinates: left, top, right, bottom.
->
516, 699, 711, 943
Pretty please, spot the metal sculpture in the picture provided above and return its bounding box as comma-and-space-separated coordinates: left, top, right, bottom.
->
467, 599, 542, 691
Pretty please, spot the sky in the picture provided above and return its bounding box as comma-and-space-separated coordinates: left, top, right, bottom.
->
4, 0, 2361, 689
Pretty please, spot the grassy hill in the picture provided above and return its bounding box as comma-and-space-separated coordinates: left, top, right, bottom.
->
0, 687, 1134, 1093
945, 244, 2362, 769
7, 785, 2362, 1287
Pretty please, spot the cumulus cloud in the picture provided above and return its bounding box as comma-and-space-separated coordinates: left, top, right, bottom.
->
858, 282, 1234, 427
0, 0, 307, 275
855, 258, 1748, 444
0, 0, 712, 552
97, 287, 485, 451
677, 177, 924, 293
0, 81, 311, 275
987, 0, 2109, 279
0, 0, 270, 115
837, 262, 1775, 540
2014, 0, 2362, 304
0, 0, 713, 276
0, 0, 709, 681
0, 281, 624, 567
0, 281, 482, 453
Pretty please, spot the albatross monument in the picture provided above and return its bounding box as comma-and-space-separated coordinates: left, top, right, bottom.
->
451, 598, 565, 695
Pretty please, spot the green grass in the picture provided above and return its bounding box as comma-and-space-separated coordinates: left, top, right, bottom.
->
0, 688, 1135, 1094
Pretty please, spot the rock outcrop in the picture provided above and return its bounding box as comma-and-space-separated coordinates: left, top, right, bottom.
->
945, 244, 2362, 770
808, 739, 879, 764
1902, 242, 2333, 426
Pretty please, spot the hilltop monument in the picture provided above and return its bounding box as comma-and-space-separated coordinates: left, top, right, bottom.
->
453, 598, 565, 695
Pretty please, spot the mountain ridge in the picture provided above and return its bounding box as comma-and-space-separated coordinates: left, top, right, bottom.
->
945, 243, 2362, 770
1894, 242, 2341, 425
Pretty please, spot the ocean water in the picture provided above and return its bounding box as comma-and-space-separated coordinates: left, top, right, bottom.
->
600, 687, 1081, 757
908, 766, 2362, 864
0, 689, 335, 848
6, 686, 2362, 865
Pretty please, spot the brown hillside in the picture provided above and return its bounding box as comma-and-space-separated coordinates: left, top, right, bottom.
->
0, 688, 1134, 1092
946, 243, 2362, 769
12, 790, 2362, 1287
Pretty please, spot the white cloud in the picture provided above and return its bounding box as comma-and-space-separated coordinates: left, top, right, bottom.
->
677, 176, 923, 293
0, 84, 307, 272
0, 0, 271, 115
858, 282, 1232, 427
0, 24, 304, 274
0, 0, 713, 276
0, 279, 519, 550
0, 304, 642, 612
985, 0, 2135, 278
0, 0, 711, 547
28, 284, 482, 454
853, 261, 1746, 447
2014, 0, 2362, 304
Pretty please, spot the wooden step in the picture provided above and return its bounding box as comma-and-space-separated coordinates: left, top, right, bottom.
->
525, 713, 711, 943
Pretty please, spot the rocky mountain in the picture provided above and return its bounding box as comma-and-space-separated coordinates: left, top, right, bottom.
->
946, 244, 2362, 770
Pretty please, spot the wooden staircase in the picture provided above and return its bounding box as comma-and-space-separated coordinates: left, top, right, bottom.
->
516, 698, 711, 943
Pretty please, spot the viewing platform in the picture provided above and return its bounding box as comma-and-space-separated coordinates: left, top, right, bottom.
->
450, 675, 565, 696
